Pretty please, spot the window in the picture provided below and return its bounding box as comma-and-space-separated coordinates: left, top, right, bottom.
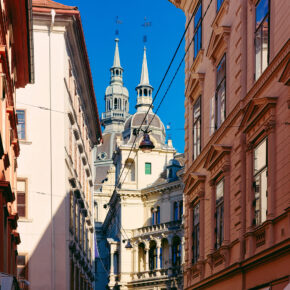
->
16, 110, 26, 140
194, 1, 202, 58
215, 179, 224, 249
70, 192, 74, 230
151, 208, 155, 225
253, 138, 268, 226
17, 254, 28, 289
156, 206, 160, 224
179, 201, 183, 220
17, 179, 27, 218
173, 202, 178, 221
94, 201, 98, 221
114, 98, 117, 110
192, 203, 199, 264
193, 97, 201, 159
159, 247, 163, 268
149, 242, 157, 270
216, 55, 226, 129
172, 237, 181, 267
217, 0, 224, 11
255, 0, 269, 79
145, 162, 151, 175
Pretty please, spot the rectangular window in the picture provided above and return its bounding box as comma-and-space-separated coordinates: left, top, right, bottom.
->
194, 1, 202, 58
193, 97, 201, 159
17, 179, 27, 218
70, 192, 74, 231
145, 162, 151, 175
253, 138, 268, 226
217, 0, 224, 11
17, 254, 28, 288
255, 0, 269, 79
192, 203, 199, 264
215, 55, 226, 129
16, 110, 26, 140
215, 179, 224, 249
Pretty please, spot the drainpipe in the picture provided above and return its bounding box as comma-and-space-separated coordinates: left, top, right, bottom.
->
49, 9, 56, 290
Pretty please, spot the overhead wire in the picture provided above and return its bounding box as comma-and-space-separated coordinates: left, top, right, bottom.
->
105, 0, 215, 243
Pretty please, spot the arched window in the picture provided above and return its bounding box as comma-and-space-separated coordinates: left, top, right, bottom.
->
114, 98, 117, 109
156, 206, 160, 224
140, 89, 143, 96
172, 236, 181, 267
118, 98, 121, 110
113, 252, 119, 274
179, 201, 183, 220
151, 208, 155, 225
149, 241, 157, 270
116, 69, 119, 76
161, 238, 169, 268
144, 89, 148, 96
173, 202, 178, 221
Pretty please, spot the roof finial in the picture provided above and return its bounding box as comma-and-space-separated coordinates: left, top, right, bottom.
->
112, 38, 121, 68
139, 46, 150, 86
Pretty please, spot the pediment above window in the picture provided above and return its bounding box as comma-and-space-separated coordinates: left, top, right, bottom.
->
206, 26, 230, 65
204, 144, 231, 172
279, 59, 290, 86
240, 96, 278, 134
184, 172, 206, 196
211, 0, 229, 29
190, 49, 204, 73
187, 72, 205, 100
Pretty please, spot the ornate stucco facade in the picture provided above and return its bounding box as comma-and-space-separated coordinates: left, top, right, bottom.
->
94, 41, 185, 290
168, 0, 290, 289
16, 0, 102, 289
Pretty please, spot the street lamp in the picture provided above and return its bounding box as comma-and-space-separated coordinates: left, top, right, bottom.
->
133, 128, 155, 153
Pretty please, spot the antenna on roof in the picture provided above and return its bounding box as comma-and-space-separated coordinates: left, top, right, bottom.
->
115, 16, 123, 36
141, 16, 152, 44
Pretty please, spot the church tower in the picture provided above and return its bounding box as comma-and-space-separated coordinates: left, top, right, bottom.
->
135, 47, 153, 112
101, 38, 130, 133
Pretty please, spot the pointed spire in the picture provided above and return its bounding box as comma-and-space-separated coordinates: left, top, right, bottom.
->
139, 47, 150, 86
112, 38, 121, 68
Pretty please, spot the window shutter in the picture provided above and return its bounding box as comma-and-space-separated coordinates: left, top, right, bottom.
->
209, 95, 215, 136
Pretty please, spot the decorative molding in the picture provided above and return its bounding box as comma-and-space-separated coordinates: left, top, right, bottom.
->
211, 0, 230, 29
204, 144, 231, 172
206, 26, 231, 65
187, 73, 205, 101
190, 49, 204, 74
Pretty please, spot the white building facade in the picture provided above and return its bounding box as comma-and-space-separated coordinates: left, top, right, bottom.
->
16, 1, 102, 289
94, 40, 184, 290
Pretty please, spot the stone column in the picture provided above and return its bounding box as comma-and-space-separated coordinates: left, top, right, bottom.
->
181, 236, 185, 265
144, 246, 149, 272
134, 244, 139, 273
156, 239, 161, 270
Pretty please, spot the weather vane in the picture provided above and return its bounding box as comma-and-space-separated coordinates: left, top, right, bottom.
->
141, 16, 152, 43
115, 16, 123, 36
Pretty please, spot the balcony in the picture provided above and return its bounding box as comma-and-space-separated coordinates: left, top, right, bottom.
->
133, 220, 182, 238
101, 110, 130, 121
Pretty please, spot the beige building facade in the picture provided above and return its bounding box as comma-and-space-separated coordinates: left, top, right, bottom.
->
16, 0, 102, 289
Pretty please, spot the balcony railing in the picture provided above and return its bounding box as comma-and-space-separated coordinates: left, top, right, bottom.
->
133, 220, 182, 237
101, 110, 129, 120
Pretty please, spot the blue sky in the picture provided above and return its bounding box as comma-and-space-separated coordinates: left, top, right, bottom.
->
61, 0, 186, 153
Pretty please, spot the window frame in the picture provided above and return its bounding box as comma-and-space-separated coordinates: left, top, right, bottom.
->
17, 253, 29, 287
17, 178, 28, 219
192, 202, 200, 264
215, 178, 224, 250
193, 0, 202, 58
253, 137, 268, 226
215, 54, 226, 130
145, 162, 152, 175
254, 0, 270, 80
16, 109, 26, 140
193, 96, 201, 160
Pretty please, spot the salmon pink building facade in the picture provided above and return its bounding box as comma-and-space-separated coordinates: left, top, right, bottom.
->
168, 0, 289, 289
0, 0, 33, 287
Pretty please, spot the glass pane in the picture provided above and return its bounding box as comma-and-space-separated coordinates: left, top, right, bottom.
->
145, 162, 151, 175
217, 56, 226, 86
256, 0, 269, 29
193, 203, 199, 226
261, 18, 269, 72
216, 179, 224, 203
194, 3, 202, 28
255, 27, 262, 79
17, 193, 25, 204
254, 138, 267, 173
260, 169, 268, 223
